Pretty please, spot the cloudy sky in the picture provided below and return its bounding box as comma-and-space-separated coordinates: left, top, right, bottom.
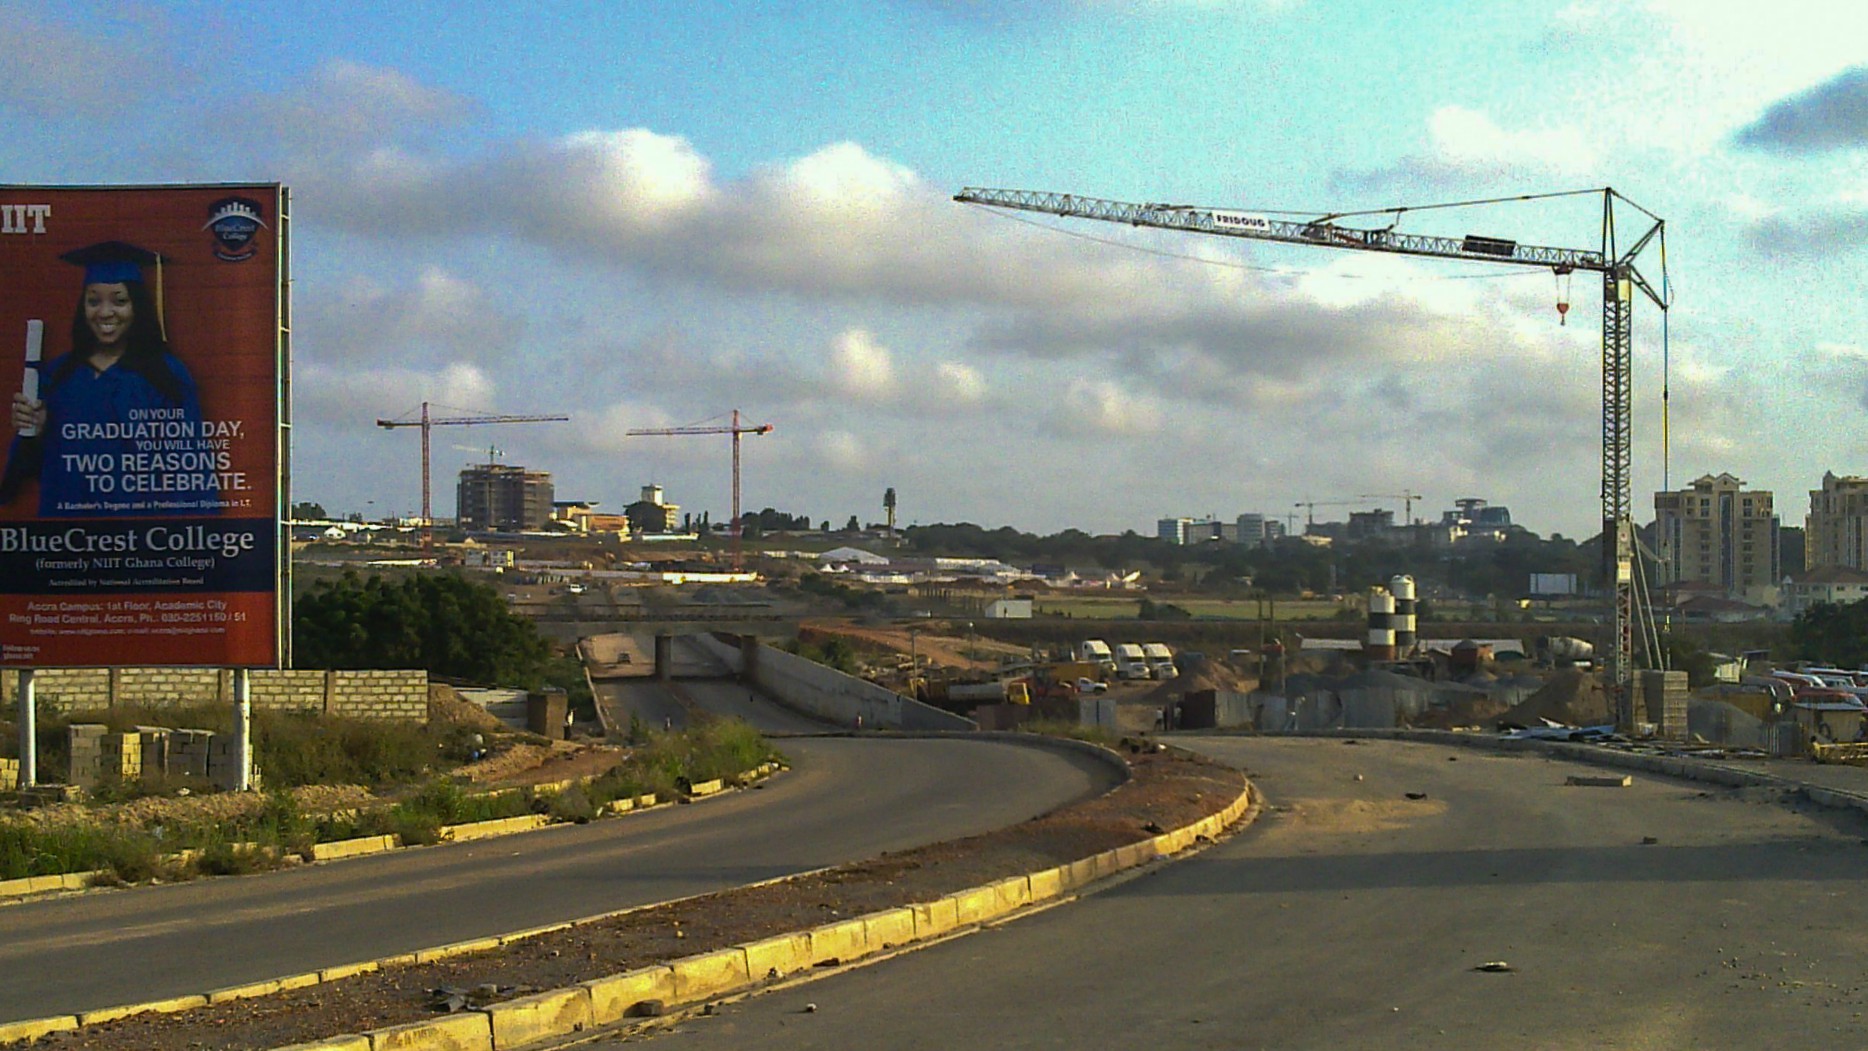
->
9, 0, 1864, 539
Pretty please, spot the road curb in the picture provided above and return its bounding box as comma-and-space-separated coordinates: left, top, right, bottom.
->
0, 760, 785, 1048
264, 762, 1257, 1051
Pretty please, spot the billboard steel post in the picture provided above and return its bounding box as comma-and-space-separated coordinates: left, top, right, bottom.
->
232, 668, 251, 791
15, 670, 33, 789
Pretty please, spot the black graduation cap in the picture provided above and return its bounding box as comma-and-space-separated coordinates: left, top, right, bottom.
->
60, 241, 163, 286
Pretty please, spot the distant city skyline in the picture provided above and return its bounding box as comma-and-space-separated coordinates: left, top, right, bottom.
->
8, 2, 1864, 539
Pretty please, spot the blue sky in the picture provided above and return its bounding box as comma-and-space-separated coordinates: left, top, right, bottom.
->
7, 1, 1865, 540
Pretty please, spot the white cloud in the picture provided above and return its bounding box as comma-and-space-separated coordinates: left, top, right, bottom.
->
1052, 378, 1162, 436
1426, 106, 1598, 176
829, 329, 898, 399
0, 9, 175, 118
298, 270, 525, 366
250, 59, 474, 154
814, 430, 871, 471
936, 361, 987, 404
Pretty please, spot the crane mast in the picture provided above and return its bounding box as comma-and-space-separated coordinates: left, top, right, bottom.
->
957, 186, 1669, 727
627, 409, 774, 573
375, 402, 570, 553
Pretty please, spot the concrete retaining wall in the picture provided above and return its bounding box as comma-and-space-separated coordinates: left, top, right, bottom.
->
2, 668, 429, 721
691, 634, 975, 732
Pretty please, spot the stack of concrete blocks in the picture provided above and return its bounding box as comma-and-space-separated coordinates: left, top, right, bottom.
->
62, 724, 256, 791
207, 736, 257, 791
168, 730, 216, 780
1638, 669, 1690, 739
66, 724, 110, 789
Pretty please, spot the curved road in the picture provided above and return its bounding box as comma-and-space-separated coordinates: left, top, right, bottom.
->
606, 736, 1868, 1050
0, 735, 1118, 1022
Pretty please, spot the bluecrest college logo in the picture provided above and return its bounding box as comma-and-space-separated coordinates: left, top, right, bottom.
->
203, 197, 267, 262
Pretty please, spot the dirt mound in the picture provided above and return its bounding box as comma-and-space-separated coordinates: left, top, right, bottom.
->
427, 683, 509, 732
1408, 693, 1512, 730
1492, 668, 1612, 728
1142, 663, 1258, 702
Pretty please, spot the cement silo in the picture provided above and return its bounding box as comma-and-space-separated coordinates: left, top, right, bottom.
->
1390, 574, 1417, 654
1366, 586, 1396, 661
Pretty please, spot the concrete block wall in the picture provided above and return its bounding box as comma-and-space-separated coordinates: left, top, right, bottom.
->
1, 668, 428, 721
250, 670, 327, 714
2, 669, 109, 711
116, 669, 225, 707
325, 670, 428, 720
691, 633, 974, 732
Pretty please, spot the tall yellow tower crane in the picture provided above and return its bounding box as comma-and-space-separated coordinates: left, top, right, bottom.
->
955, 186, 1670, 727
375, 402, 570, 552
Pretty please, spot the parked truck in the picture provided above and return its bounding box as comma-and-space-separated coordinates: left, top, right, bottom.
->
1142, 642, 1177, 680
1114, 643, 1151, 680
1077, 639, 1116, 677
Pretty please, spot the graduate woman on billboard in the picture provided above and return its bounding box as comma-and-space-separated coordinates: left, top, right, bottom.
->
2, 241, 216, 516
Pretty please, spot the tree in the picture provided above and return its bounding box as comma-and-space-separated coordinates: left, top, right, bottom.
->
844, 515, 860, 532
294, 571, 551, 687
1790, 600, 1868, 668
290, 501, 327, 520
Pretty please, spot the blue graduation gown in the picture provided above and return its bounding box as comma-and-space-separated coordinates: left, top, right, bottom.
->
16, 351, 217, 517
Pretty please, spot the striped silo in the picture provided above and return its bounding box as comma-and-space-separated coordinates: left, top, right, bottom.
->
1390, 574, 1417, 654
1366, 586, 1396, 661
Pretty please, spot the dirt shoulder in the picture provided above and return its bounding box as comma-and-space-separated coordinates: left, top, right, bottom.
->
49, 742, 1245, 1051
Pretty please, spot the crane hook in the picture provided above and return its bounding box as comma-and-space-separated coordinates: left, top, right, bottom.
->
1554, 266, 1573, 326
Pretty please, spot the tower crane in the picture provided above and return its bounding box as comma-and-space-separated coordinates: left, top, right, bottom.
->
375, 402, 570, 553
1293, 498, 1365, 528
1359, 491, 1424, 525
956, 185, 1669, 727
626, 410, 773, 572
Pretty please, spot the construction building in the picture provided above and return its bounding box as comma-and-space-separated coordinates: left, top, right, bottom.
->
1806, 471, 1868, 572
1440, 498, 1515, 541
456, 462, 554, 532
625, 484, 682, 536
1160, 513, 1285, 546
1653, 473, 1779, 602
551, 501, 633, 538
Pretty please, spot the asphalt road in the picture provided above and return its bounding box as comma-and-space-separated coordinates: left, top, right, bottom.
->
609, 737, 1868, 1050
0, 735, 1118, 1022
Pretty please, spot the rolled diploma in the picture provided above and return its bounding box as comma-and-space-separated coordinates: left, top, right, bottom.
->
20, 319, 41, 437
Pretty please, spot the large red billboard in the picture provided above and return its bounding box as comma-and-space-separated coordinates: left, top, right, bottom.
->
0, 185, 285, 668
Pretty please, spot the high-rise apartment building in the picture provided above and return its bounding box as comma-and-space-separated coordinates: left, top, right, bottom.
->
457, 463, 554, 532
1653, 473, 1777, 598
1806, 471, 1868, 571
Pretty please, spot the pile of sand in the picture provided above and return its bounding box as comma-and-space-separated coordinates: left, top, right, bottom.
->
427, 683, 510, 732
1492, 668, 1612, 728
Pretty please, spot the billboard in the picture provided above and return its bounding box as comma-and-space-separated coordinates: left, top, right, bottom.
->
1529, 572, 1579, 597
0, 185, 285, 668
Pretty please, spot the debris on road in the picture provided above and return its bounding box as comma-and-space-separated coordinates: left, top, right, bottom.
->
1404, 792, 1428, 800
1566, 774, 1634, 788
1474, 961, 1514, 973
